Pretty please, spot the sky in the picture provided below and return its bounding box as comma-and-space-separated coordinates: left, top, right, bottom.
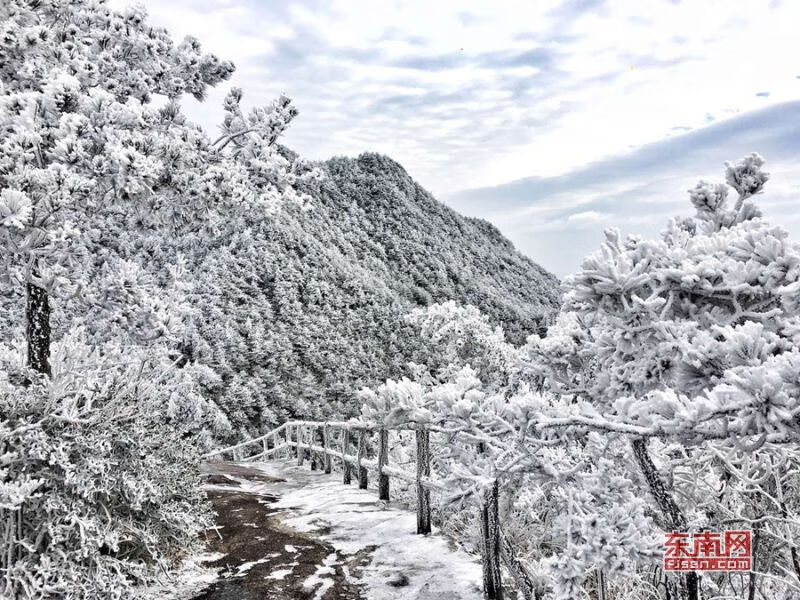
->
125, 0, 800, 275
448, 101, 800, 274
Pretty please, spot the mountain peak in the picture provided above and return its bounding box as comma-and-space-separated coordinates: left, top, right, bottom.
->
191, 152, 560, 434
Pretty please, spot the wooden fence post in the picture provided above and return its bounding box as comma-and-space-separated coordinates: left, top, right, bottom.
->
311, 426, 324, 471
378, 428, 389, 501
323, 424, 332, 474
481, 478, 503, 600
357, 429, 368, 489
342, 429, 352, 485
317, 425, 325, 470
297, 426, 305, 467
416, 428, 431, 534
263, 436, 268, 459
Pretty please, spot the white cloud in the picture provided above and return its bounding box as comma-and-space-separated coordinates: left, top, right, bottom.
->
126, 0, 800, 196
567, 211, 608, 225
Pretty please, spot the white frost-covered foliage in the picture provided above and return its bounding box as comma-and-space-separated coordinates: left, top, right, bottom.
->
361, 155, 800, 600
525, 152, 800, 599
0, 334, 213, 598
0, 0, 308, 311
0, 0, 306, 597
530, 152, 800, 443
407, 300, 527, 392
176, 153, 557, 439
358, 357, 657, 599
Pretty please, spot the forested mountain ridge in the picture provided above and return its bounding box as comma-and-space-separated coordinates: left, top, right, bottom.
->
316, 153, 559, 342
189, 152, 560, 438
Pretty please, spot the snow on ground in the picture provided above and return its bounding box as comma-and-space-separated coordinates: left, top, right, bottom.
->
253, 459, 484, 599
141, 552, 226, 600
235, 554, 280, 575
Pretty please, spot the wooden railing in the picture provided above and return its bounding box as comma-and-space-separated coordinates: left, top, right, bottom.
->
204, 420, 540, 600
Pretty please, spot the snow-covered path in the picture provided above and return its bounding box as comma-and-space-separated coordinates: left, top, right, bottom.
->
196, 459, 484, 599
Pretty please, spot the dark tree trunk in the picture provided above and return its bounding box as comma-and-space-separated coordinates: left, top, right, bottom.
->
500, 529, 542, 599
790, 544, 800, 589
777, 487, 800, 584
632, 438, 698, 600
26, 282, 51, 376
748, 525, 760, 600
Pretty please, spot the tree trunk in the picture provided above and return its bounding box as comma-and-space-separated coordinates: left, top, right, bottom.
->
26, 282, 51, 376
631, 438, 698, 600
500, 529, 541, 599
777, 483, 800, 584
748, 524, 760, 600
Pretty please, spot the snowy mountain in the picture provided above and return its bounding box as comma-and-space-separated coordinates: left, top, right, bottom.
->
188, 152, 560, 436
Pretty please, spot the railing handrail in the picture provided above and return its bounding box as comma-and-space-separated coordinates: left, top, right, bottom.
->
203, 422, 289, 459
203, 419, 442, 459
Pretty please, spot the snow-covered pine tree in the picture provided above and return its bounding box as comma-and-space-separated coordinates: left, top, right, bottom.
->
0, 0, 311, 374
0, 1, 310, 597
530, 153, 800, 599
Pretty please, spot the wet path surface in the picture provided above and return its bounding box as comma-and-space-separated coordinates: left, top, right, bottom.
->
195, 462, 368, 599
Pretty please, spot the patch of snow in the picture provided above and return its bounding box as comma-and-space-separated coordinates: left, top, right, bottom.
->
252, 460, 484, 599
203, 478, 276, 496
303, 553, 339, 600
235, 553, 281, 576
141, 551, 225, 599
266, 567, 295, 580
198, 552, 227, 562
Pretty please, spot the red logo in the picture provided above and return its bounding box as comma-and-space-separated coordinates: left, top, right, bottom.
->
664, 531, 751, 571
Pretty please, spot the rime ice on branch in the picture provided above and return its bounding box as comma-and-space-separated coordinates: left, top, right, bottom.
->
361, 154, 800, 600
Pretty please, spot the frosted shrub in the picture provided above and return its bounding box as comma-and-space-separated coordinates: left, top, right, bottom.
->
529, 153, 800, 597
0, 335, 212, 599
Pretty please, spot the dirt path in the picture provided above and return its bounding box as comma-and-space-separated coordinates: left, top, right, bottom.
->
195, 462, 369, 600
193, 460, 484, 600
